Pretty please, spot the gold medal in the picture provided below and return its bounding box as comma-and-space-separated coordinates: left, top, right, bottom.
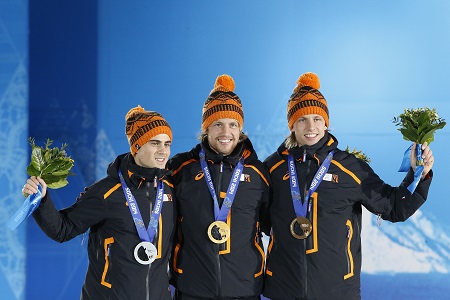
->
207, 221, 230, 244
290, 217, 312, 239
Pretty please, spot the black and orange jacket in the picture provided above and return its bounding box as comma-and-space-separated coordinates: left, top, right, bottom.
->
263, 133, 432, 300
168, 139, 270, 298
32, 153, 176, 300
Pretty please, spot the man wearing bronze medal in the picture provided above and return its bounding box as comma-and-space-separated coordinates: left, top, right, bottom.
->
262, 72, 435, 300
21, 106, 176, 299
168, 74, 270, 299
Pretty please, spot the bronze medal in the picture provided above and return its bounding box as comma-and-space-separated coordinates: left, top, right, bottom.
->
290, 216, 312, 239
207, 221, 230, 244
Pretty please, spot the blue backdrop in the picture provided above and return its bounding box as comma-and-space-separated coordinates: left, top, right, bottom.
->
1, 1, 449, 299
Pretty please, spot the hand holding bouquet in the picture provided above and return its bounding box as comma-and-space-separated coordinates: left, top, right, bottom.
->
8, 138, 75, 230
393, 107, 444, 192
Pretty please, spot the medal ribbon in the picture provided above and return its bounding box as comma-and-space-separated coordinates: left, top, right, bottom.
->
118, 169, 164, 243
199, 148, 244, 222
398, 143, 424, 194
7, 185, 43, 230
288, 150, 334, 217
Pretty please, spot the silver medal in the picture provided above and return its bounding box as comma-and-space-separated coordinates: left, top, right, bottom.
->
134, 241, 157, 265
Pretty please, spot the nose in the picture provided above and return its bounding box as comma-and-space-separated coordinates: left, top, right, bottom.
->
156, 144, 166, 153
222, 125, 232, 135
304, 119, 314, 129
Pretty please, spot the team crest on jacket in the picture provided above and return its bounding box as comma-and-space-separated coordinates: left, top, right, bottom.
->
241, 173, 251, 182
323, 173, 338, 183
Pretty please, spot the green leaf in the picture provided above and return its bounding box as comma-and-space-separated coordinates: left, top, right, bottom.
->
41, 161, 64, 175
420, 128, 439, 144
26, 164, 40, 177
47, 178, 69, 189
400, 128, 417, 142
30, 147, 46, 173
51, 169, 70, 176
41, 174, 62, 184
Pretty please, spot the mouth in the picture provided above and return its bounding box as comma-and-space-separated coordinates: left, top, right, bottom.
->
304, 133, 318, 138
155, 158, 166, 163
218, 138, 233, 144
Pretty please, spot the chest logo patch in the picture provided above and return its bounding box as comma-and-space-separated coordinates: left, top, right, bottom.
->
195, 171, 204, 180
241, 173, 251, 182
323, 173, 338, 183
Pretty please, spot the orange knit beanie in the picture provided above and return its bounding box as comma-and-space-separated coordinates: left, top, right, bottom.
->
287, 72, 329, 130
125, 105, 172, 156
201, 74, 244, 131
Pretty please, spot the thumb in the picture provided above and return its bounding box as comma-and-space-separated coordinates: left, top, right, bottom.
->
36, 177, 48, 198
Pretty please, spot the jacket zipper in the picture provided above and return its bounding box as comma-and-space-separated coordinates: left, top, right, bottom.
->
302, 149, 310, 299
216, 161, 224, 297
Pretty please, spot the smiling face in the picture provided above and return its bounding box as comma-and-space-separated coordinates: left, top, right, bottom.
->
206, 118, 241, 156
292, 114, 327, 146
133, 133, 171, 169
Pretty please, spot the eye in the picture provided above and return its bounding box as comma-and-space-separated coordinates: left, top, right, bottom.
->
230, 123, 239, 128
149, 141, 161, 147
164, 142, 171, 148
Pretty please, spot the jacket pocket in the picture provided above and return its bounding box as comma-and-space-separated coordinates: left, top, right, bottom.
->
344, 220, 354, 280
101, 237, 114, 288
254, 221, 265, 278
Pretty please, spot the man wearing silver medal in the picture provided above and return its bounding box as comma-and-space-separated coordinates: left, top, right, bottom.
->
168, 74, 270, 299
22, 106, 176, 299
262, 72, 434, 300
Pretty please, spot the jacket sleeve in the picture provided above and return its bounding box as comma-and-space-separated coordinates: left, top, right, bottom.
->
360, 163, 432, 222
32, 186, 107, 243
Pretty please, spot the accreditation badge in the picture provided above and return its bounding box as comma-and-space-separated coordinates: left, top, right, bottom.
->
290, 216, 312, 239
207, 221, 230, 244
134, 241, 157, 265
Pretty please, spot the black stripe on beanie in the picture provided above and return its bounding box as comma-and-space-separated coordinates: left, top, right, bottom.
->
287, 99, 329, 121
291, 86, 324, 100
129, 119, 170, 146
202, 103, 244, 123
205, 91, 241, 104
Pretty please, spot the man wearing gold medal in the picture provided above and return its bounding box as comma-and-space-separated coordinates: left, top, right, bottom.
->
21, 106, 176, 299
168, 74, 270, 299
263, 72, 434, 300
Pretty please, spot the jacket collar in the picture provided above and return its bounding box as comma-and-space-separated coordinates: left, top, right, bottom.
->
108, 153, 169, 188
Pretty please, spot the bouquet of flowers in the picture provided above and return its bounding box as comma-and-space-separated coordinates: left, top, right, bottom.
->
8, 138, 75, 230
392, 107, 446, 145
26, 137, 75, 189
392, 107, 445, 194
